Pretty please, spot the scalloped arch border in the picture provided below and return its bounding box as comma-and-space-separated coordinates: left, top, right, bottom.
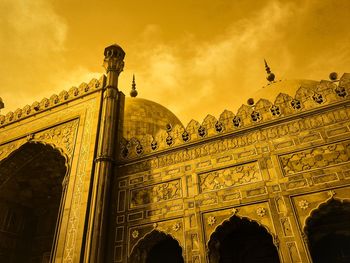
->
206, 213, 281, 263
129, 228, 185, 261
303, 195, 350, 232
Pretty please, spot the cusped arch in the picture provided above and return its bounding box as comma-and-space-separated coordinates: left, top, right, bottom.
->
0, 141, 71, 188
1, 140, 70, 169
130, 229, 184, 263
0, 140, 70, 262
303, 197, 350, 263
303, 196, 350, 232
208, 215, 280, 263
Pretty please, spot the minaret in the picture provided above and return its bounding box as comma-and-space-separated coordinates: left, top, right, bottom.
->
130, 74, 138, 97
86, 44, 125, 263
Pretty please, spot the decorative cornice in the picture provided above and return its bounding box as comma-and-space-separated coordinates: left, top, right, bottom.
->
119, 73, 350, 160
0, 75, 106, 128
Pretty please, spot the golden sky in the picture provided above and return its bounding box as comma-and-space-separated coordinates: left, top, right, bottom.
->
1, 0, 350, 124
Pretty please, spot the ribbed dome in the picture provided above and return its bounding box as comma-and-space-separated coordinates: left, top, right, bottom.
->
123, 97, 183, 139
250, 79, 319, 103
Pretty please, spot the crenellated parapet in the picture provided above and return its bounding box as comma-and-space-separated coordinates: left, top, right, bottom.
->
120, 73, 350, 160
0, 75, 106, 127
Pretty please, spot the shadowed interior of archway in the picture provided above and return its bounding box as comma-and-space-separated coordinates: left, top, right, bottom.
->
130, 230, 184, 263
0, 143, 66, 263
305, 199, 350, 263
208, 216, 280, 263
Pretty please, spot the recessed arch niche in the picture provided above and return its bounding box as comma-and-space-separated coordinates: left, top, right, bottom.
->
207, 215, 280, 263
129, 229, 184, 263
0, 142, 68, 263
304, 198, 350, 263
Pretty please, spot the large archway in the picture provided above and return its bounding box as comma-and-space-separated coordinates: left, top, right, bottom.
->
208, 216, 280, 263
304, 198, 350, 263
129, 230, 184, 263
0, 142, 67, 263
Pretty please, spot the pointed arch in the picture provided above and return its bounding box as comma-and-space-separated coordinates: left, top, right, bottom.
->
129, 229, 184, 263
0, 141, 69, 262
207, 215, 280, 263
304, 197, 350, 263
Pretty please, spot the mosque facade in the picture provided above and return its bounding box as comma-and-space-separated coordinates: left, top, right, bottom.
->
0, 44, 350, 263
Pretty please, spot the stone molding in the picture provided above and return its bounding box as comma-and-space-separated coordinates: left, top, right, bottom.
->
120, 73, 350, 160
0, 76, 105, 127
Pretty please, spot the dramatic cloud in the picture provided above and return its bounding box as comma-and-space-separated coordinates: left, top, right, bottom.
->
0, 0, 100, 112
119, 1, 296, 124
1, 0, 350, 124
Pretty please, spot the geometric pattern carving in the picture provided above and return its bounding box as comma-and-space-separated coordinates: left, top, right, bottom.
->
130, 179, 182, 208
198, 162, 261, 193
279, 140, 350, 175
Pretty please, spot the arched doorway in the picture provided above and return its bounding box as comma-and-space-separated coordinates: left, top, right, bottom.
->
208, 216, 280, 263
304, 198, 350, 263
0, 142, 67, 263
129, 230, 184, 263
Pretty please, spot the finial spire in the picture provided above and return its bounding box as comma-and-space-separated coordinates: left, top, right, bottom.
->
0, 97, 4, 112
130, 74, 138, 97
264, 59, 275, 82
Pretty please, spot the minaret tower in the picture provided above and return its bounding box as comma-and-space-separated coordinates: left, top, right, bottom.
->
86, 44, 125, 263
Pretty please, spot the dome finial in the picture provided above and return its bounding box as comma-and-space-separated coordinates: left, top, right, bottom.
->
0, 97, 4, 113
264, 59, 275, 82
130, 74, 138, 97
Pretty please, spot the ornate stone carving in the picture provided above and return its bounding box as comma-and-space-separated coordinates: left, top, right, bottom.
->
198, 162, 261, 193
63, 100, 96, 263
256, 207, 266, 217
287, 242, 301, 262
120, 107, 350, 174
280, 140, 350, 175
207, 216, 216, 226
275, 196, 287, 214
132, 230, 139, 239
35, 120, 79, 158
281, 218, 293, 236
191, 234, 199, 250
119, 74, 350, 161
0, 120, 78, 163
172, 223, 181, 232
130, 180, 182, 208
0, 77, 104, 128
231, 207, 239, 215
298, 200, 309, 210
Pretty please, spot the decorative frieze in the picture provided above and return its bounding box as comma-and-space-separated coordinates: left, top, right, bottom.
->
0, 77, 104, 127
279, 140, 350, 175
120, 78, 350, 161
130, 179, 182, 208
119, 108, 350, 175
198, 162, 261, 193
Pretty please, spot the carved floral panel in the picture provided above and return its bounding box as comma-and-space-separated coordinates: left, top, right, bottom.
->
279, 140, 350, 175
198, 162, 261, 193
130, 179, 182, 208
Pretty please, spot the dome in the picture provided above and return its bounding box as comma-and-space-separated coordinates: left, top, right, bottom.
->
123, 97, 183, 139
249, 79, 319, 103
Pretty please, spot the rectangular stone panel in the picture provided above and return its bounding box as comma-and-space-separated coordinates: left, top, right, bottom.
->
326, 126, 349, 137
129, 179, 182, 208
198, 161, 261, 193
279, 140, 350, 175
117, 190, 126, 212
127, 212, 143, 221
312, 173, 338, 184
115, 227, 124, 242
